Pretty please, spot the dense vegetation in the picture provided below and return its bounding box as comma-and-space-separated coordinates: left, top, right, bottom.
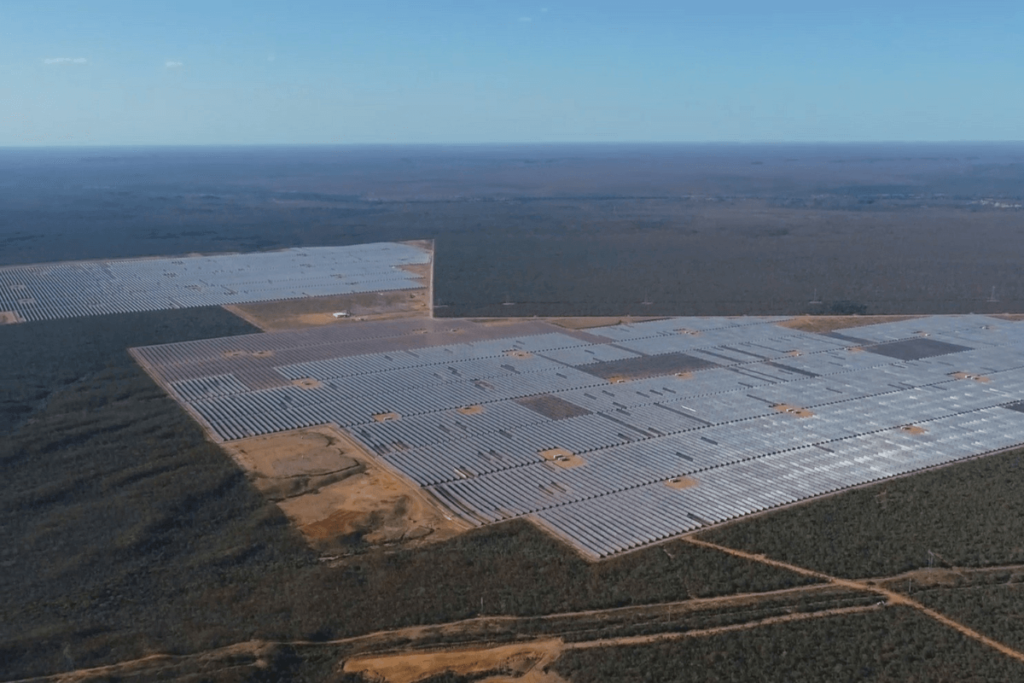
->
700, 445, 1024, 579
0, 308, 257, 434
915, 579, 1024, 654
552, 607, 1024, 682
0, 310, 810, 679
3, 146, 1023, 318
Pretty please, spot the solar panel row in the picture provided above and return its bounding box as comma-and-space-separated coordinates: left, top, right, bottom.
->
133, 314, 1024, 558
0, 243, 429, 321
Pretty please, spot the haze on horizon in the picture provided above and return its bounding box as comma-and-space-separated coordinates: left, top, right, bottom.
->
1, 0, 1022, 147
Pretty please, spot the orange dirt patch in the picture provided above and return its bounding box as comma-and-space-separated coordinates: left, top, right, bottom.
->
666, 476, 698, 490
675, 328, 701, 336
0, 310, 24, 324
901, 425, 927, 435
539, 448, 585, 469
223, 426, 358, 480
343, 640, 566, 683
772, 403, 814, 418
987, 314, 1024, 321
951, 372, 991, 383
373, 412, 401, 422
505, 349, 534, 359
292, 377, 323, 389
675, 372, 694, 380
457, 405, 484, 415
223, 426, 468, 551
779, 315, 923, 334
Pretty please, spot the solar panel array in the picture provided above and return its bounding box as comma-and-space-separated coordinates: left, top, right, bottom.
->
134, 314, 1024, 559
0, 243, 429, 321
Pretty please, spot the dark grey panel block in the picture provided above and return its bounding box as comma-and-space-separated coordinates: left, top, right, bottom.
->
580, 352, 719, 381
865, 337, 972, 361
765, 361, 819, 378
824, 331, 873, 344
516, 394, 593, 420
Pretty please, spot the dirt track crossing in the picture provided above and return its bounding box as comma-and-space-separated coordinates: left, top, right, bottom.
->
683, 536, 1024, 665
11, 554, 1024, 682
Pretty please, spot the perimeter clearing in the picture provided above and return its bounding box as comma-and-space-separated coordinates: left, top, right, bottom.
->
131, 313, 1024, 559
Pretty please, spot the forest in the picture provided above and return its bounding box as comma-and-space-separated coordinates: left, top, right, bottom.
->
5, 308, 1024, 679
4, 143, 1024, 679
1, 307, 812, 679
2, 145, 1023, 318
551, 607, 1024, 683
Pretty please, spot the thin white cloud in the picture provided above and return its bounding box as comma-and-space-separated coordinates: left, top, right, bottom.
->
43, 57, 87, 65
519, 16, 532, 22
165, 61, 184, 68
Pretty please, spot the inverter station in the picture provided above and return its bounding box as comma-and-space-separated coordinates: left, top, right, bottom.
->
8, 242, 1024, 559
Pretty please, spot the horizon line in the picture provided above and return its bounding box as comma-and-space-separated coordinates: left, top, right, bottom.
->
2, 140, 1024, 151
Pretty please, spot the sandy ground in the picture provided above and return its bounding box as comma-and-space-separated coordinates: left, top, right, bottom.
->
778, 315, 923, 334
222, 426, 468, 551
343, 640, 566, 683
772, 403, 815, 418
224, 288, 430, 332
539, 448, 585, 469
0, 310, 25, 324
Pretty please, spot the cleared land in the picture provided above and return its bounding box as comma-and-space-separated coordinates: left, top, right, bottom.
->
224, 288, 430, 332
223, 425, 469, 551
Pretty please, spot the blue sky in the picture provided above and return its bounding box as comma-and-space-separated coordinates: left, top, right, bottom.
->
1, 0, 1021, 145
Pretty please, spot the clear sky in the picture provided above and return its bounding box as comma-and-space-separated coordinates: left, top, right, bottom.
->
1, 0, 1021, 145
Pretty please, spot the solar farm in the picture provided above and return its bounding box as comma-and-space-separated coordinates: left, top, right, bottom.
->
0, 242, 430, 321
132, 313, 1024, 559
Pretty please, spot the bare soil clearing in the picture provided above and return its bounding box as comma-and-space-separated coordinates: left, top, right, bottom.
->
539, 447, 585, 469
224, 288, 430, 332
0, 310, 24, 324
772, 403, 814, 418
223, 426, 468, 551
779, 315, 923, 334
344, 640, 566, 683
